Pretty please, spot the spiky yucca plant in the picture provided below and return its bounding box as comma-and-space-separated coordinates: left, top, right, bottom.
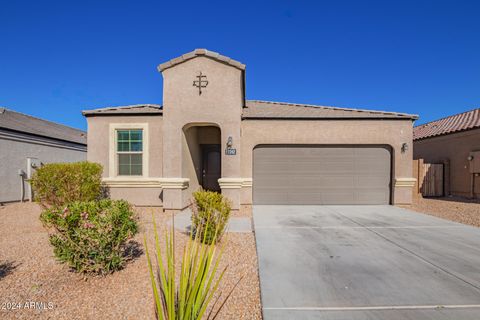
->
145, 214, 241, 320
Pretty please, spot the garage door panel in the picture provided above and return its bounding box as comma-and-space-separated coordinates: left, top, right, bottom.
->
253, 146, 391, 205
355, 162, 390, 173
287, 190, 354, 205
295, 162, 354, 173
289, 177, 355, 187
254, 191, 290, 204
356, 191, 390, 204
356, 176, 391, 187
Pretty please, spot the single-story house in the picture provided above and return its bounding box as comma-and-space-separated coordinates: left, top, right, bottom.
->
0, 108, 87, 203
83, 49, 418, 213
414, 108, 480, 199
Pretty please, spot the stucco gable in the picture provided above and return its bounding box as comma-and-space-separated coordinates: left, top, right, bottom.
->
157, 49, 246, 73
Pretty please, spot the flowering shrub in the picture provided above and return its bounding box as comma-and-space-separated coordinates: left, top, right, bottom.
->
191, 190, 231, 245
40, 199, 138, 275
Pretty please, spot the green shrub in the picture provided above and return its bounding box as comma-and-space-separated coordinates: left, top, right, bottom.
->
145, 215, 242, 320
30, 161, 103, 208
191, 190, 231, 245
41, 199, 138, 275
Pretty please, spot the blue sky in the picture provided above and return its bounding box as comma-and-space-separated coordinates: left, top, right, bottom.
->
1, 0, 479, 130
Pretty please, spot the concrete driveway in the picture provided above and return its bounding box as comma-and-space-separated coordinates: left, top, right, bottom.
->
253, 205, 480, 320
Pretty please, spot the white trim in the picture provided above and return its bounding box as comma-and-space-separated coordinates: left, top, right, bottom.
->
160, 178, 190, 189
102, 177, 189, 189
102, 177, 161, 188
394, 177, 417, 187
218, 177, 252, 189
109, 123, 149, 178
242, 178, 253, 187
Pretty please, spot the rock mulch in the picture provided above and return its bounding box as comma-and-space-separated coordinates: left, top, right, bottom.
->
0, 202, 262, 319
410, 196, 480, 227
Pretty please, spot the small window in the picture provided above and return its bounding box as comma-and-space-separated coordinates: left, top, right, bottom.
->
117, 129, 143, 176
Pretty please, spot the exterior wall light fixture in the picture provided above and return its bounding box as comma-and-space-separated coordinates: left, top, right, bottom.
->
401, 142, 409, 153
227, 136, 233, 148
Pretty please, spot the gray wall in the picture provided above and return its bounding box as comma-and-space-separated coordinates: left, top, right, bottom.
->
0, 129, 86, 203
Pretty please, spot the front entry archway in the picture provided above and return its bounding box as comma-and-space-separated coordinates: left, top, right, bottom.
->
182, 124, 221, 197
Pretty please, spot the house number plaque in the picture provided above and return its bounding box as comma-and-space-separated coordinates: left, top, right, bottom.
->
225, 147, 236, 155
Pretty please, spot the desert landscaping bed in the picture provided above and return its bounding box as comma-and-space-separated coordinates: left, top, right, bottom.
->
410, 196, 480, 228
0, 202, 262, 320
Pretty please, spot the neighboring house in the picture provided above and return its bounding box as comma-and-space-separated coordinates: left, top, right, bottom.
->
414, 108, 480, 199
83, 49, 418, 212
0, 108, 87, 203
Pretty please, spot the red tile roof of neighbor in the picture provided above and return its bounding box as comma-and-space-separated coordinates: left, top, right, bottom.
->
414, 108, 480, 141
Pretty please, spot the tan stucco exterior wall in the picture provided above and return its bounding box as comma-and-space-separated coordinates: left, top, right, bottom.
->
414, 128, 480, 198
86, 115, 164, 206
84, 53, 417, 208
182, 126, 202, 198
240, 119, 415, 205
161, 56, 243, 210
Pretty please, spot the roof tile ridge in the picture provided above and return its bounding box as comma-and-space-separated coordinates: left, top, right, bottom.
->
248, 99, 415, 117
415, 107, 480, 128
0, 107, 85, 134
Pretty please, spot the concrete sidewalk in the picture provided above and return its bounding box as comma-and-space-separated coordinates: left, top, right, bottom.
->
254, 205, 480, 320
171, 208, 252, 233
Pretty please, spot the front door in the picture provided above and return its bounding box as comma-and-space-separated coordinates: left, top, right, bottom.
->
202, 144, 221, 192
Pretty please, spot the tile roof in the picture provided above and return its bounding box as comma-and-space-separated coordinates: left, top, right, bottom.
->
83, 101, 417, 120
242, 100, 418, 120
0, 107, 87, 145
414, 108, 480, 141
157, 49, 246, 72
82, 104, 162, 116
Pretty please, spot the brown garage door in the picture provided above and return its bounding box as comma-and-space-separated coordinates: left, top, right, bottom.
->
253, 146, 391, 205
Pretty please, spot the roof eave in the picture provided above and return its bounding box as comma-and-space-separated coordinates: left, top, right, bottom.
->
245, 100, 418, 120
241, 116, 417, 121
83, 112, 163, 117
82, 104, 163, 117
0, 126, 87, 146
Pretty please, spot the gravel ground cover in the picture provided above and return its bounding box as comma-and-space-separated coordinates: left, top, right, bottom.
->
0, 202, 261, 320
409, 196, 480, 227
